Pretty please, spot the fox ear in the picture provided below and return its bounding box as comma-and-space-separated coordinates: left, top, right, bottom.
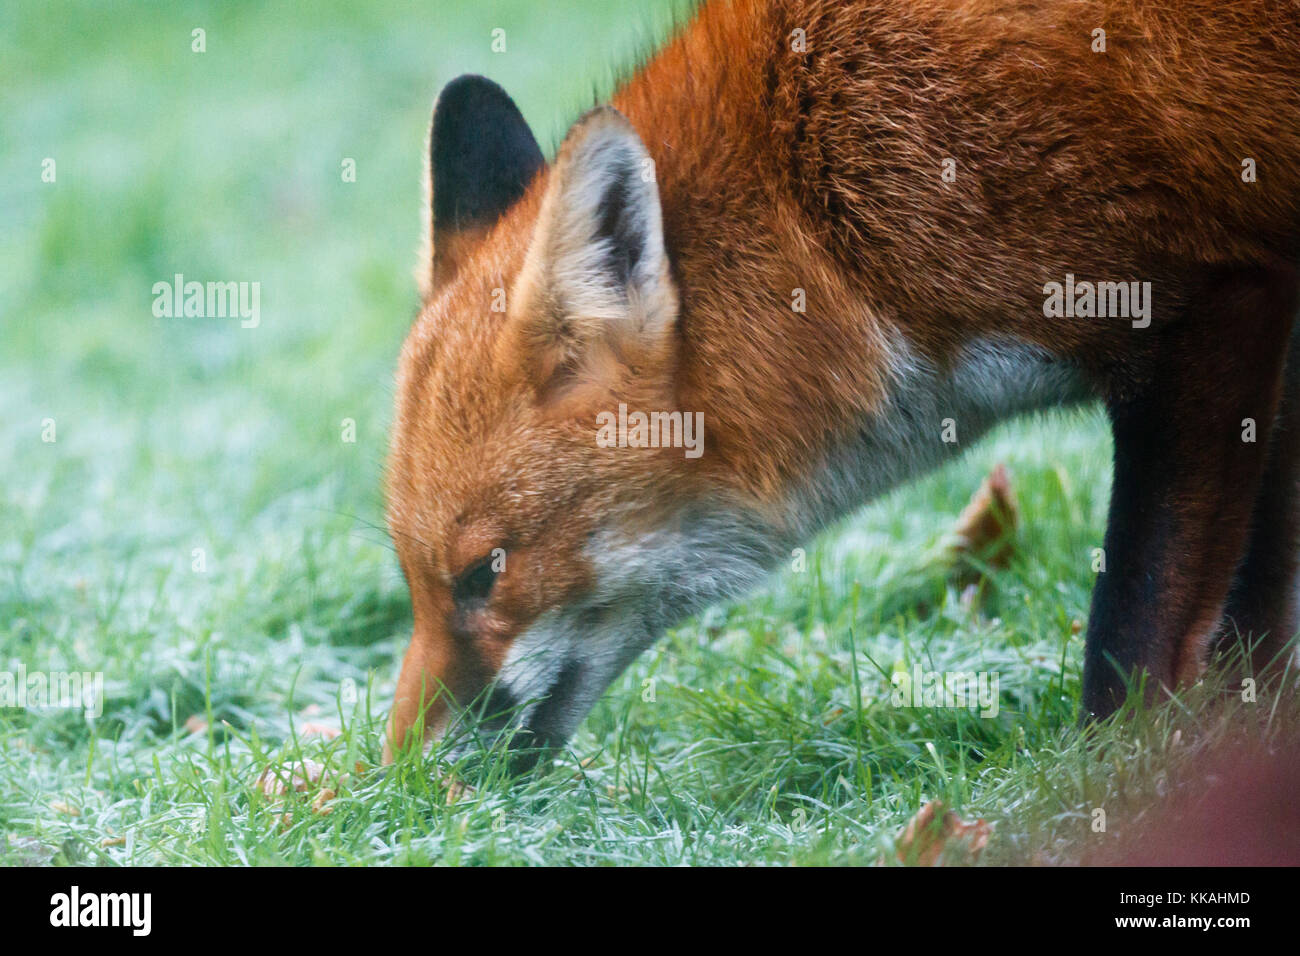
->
425, 75, 544, 291
509, 107, 678, 402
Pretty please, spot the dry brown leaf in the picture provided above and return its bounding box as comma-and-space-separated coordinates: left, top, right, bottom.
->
255, 758, 328, 798
254, 759, 344, 828
946, 463, 1019, 573
99, 835, 126, 848
312, 788, 337, 816
183, 715, 208, 734
444, 777, 473, 805
894, 800, 991, 866
50, 800, 80, 817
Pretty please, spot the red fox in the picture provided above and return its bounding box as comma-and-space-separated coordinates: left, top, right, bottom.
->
383, 0, 1300, 763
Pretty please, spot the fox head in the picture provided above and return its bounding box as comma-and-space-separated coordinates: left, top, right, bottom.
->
383, 76, 779, 766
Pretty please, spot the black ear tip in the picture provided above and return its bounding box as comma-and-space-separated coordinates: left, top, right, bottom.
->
429, 74, 545, 239
435, 74, 515, 117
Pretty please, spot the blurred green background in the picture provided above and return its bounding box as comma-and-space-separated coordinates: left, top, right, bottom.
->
0, 0, 685, 702
1, 0, 680, 604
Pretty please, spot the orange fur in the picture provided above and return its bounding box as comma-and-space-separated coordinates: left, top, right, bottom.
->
385, 0, 1300, 759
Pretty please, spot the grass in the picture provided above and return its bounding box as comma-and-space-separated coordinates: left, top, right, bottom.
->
2, 0, 1296, 867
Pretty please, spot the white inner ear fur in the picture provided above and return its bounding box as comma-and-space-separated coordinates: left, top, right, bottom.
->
515, 108, 677, 353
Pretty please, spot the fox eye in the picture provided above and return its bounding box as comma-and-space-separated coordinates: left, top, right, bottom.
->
453, 556, 499, 606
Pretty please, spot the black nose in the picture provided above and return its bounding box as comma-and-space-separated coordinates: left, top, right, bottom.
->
446, 661, 585, 776
525, 659, 583, 739
478, 681, 519, 723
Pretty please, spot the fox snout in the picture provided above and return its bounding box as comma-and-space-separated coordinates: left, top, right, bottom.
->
383, 503, 784, 766
383, 597, 663, 767
413, 673, 577, 772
